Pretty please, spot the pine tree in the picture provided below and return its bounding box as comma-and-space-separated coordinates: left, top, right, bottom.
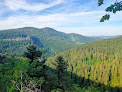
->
23, 44, 43, 64
54, 56, 69, 91
23, 44, 46, 91
23, 44, 47, 78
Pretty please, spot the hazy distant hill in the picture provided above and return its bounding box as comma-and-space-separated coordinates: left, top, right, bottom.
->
47, 36, 122, 91
90, 35, 121, 39
69, 33, 101, 43
0, 27, 101, 57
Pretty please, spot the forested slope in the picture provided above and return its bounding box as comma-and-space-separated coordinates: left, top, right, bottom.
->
0, 36, 121, 92
0, 27, 101, 58
69, 33, 101, 43
47, 36, 122, 91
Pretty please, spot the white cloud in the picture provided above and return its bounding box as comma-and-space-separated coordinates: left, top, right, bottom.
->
0, 10, 122, 36
5, 0, 63, 11
0, 14, 63, 30
0, 10, 105, 29
57, 26, 122, 36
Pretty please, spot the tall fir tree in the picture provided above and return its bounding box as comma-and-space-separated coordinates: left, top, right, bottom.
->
54, 56, 72, 91
23, 44, 43, 64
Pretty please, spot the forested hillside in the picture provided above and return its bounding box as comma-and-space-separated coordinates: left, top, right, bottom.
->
69, 33, 101, 43
47, 36, 122, 91
0, 36, 121, 92
0, 27, 101, 58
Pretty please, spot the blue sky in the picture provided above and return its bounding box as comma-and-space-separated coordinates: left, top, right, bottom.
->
0, 0, 122, 36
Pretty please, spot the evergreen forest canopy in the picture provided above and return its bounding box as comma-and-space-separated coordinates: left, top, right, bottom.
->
0, 27, 101, 58
0, 35, 121, 92
0, 0, 121, 91
47, 36, 122, 92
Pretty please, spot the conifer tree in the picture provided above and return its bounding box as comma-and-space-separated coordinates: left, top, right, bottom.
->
23, 44, 43, 64
54, 56, 70, 91
23, 44, 46, 91
23, 44, 47, 78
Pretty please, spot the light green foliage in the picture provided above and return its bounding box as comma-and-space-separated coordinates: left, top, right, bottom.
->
0, 51, 45, 91
51, 88, 63, 92
47, 36, 122, 91
0, 56, 29, 91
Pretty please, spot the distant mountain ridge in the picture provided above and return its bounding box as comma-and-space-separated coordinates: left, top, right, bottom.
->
0, 27, 101, 43
0, 27, 101, 57
89, 35, 121, 39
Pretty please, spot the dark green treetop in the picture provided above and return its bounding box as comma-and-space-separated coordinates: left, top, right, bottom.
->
55, 56, 68, 78
23, 44, 43, 64
54, 56, 69, 91
23, 44, 47, 79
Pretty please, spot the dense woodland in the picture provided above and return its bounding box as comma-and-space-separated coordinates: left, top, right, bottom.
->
47, 36, 122, 92
0, 30, 121, 92
0, 27, 101, 58
0, 0, 122, 91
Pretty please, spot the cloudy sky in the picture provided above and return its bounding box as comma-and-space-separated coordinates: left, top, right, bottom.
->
0, 0, 122, 36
